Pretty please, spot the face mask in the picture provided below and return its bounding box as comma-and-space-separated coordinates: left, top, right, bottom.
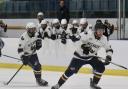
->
62, 25, 67, 30
94, 29, 104, 40
41, 24, 47, 30
54, 24, 60, 29
27, 28, 36, 37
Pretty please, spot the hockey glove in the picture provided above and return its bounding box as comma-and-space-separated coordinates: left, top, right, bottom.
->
51, 34, 56, 40
4, 24, 7, 32
44, 32, 49, 38
104, 55, 112, 65
70, 35, 77, 42
36, 39, 42, 50
71, 27, 77, 34
21, 55, 29, 65
61, 39, 66, 44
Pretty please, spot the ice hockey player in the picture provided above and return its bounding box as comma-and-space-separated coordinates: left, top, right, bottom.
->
37, 12, 46, 30
0, 20, 7, 37
17, 22, 48, 86
51, 19, 61, 40
60, 19, 69, 44
37, 19, 51, 39
84, 24, 93, 35
78, 18, 88, 33
51, 23, 113, 89
69, 20, 80, 42
72, 20, 79, 28
0, 38, 4, 57
37, 12, 44, 24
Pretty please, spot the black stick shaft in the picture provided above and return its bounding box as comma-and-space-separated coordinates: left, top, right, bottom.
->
110, 61, 128, 70
2, 54, 21, 60
100, 58, 128, 70
6, 64, 24, 85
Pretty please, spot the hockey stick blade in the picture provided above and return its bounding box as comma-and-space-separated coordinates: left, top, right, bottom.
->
3, 82, 8, 85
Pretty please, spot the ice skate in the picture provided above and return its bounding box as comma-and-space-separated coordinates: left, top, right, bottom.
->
51, 84, 60, 89
36, 78, 48, 86
90, 78, 101, 89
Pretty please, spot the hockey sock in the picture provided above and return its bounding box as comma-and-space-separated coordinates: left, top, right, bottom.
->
92, 73, 102, 84
34, 70, 41, 79
58, 74, 68, 87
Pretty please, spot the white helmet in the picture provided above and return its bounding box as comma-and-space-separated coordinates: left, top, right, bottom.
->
40, 20, 47, 25
37, 12, 44, 16
72, 20, 78, 24
26, 22, 36, 29
61, 19, 67, 25
80, 18, 87, 24
52, 19, 59, 24
26, 22, 36, 37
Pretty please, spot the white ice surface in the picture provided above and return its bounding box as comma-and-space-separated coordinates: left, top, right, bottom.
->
0, 68, 128, 89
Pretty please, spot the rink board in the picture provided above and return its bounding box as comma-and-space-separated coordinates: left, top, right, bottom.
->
0, 63, 128, 76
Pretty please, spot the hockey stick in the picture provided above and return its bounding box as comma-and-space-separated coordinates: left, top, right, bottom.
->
4, 40, 39, 85
4, 50, 36, 85
99, 57, 128, 70
2, 54, 21, 61
4, 64, 24, 85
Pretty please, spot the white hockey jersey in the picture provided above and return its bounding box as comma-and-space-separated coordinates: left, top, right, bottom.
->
67, 24, 79, 36
51, 27, 62, 39
78, 26, 85, 33
18, 32, 39, 57
37, 26, 51, 39
74, 32, 113, 60
79, 24, 93, 37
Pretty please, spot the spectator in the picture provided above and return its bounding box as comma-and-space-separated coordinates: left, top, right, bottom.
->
0, 20, 7, 37
57, 0, 70, 23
